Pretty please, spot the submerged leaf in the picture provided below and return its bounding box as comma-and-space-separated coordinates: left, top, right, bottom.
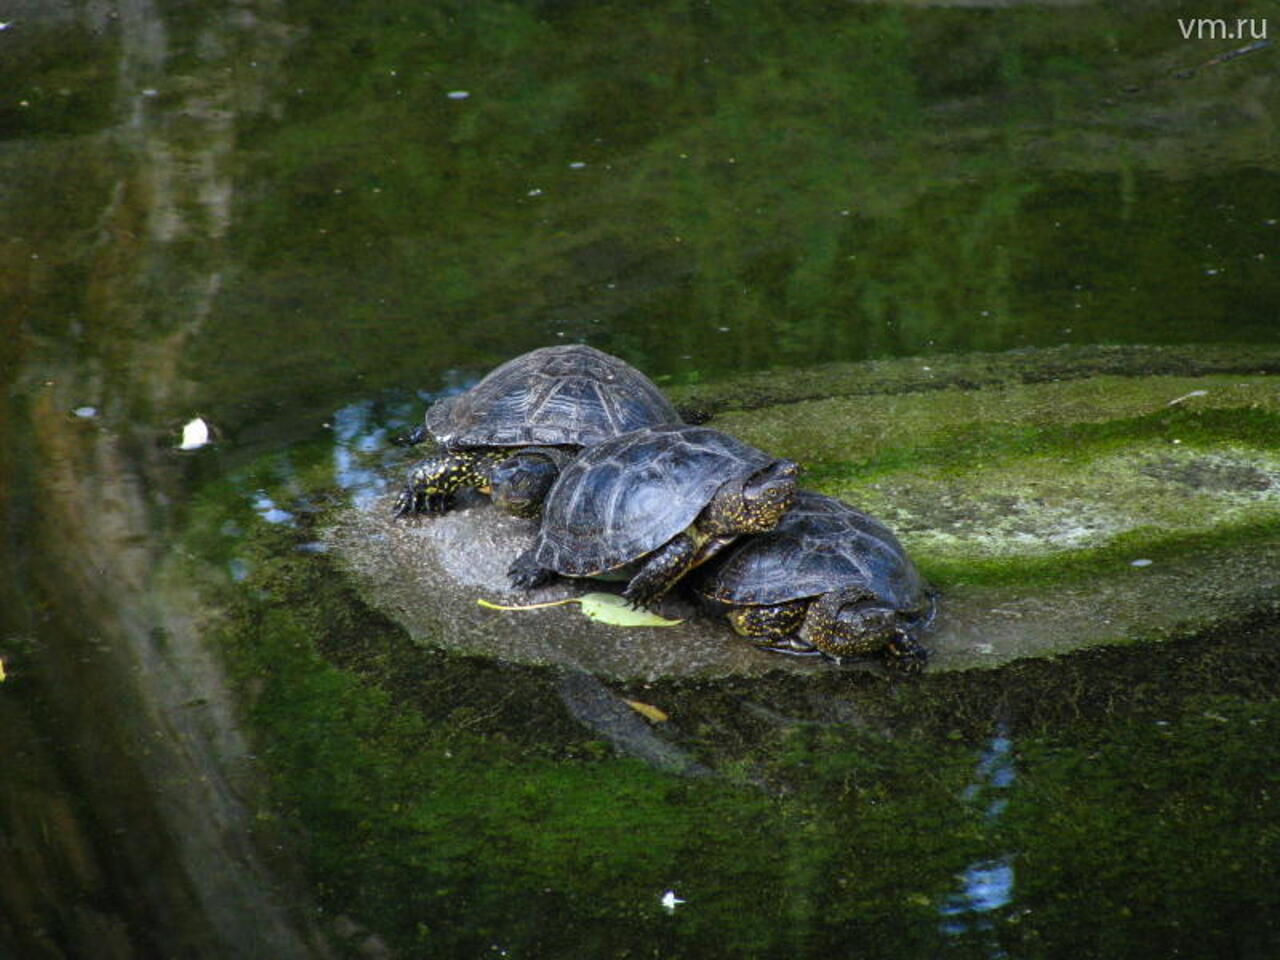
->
577, 592, 684, 627
622, 698, 670, 723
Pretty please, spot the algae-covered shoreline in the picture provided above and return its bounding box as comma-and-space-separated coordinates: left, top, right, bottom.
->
181, 343, 1280, 956
327, 343, 1280, 676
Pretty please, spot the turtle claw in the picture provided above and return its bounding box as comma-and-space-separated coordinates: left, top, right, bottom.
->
621, 580, 662, 611
392, 487, 415, 518
882, 633, 928, 676
508, 551, 553, 590
758, 637, 822, 658
393, 486, 451, 518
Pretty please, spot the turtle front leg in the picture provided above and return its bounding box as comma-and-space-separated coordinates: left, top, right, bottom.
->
622, 533, 698, 608
508, 548, 555, 590
393, 450, 490, 518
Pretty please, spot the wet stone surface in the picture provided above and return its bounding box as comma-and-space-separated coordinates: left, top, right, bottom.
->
327, 499, 828, 681
328, 495, 1280, 679
1139, 454, 1274, 492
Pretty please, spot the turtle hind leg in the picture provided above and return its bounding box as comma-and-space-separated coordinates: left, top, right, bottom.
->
393, 450, 489, 518
725, 602, 819, 656
882, 633, 928, 676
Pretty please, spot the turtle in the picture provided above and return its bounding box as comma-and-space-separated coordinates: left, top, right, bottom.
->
393, 345, 681, 518
508, 424, 800, 607
688, 490, 933, 672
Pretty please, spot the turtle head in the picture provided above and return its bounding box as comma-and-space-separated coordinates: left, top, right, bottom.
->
488, 449, 566, 519
735, 459, 799, 532
802, 586, 928, 673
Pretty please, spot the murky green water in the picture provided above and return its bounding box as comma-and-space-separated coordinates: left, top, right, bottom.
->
2, 1, 1278, 957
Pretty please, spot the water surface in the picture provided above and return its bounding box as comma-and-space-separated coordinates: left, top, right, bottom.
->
2, 1, 1278, 956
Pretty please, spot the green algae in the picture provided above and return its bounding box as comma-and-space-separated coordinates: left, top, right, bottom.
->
992, 697, 1280, 959
201, 516, 985, 957
714, 375, 1280, 471
668, 344, 1280, 414
204, 516, 1280, 956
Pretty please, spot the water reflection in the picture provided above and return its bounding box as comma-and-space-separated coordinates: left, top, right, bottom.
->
331, 400, 396, 511
939, 730, 1017, 949
1, 1, 333, 953
253, 491, 296, 526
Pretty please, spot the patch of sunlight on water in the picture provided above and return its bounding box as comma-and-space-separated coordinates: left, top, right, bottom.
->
939, 730, 1017, 951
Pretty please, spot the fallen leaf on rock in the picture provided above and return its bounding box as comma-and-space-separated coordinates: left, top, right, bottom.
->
478, 592, 683, 627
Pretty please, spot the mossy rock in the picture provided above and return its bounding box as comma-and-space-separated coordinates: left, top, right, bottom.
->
330, 344, 1280, 678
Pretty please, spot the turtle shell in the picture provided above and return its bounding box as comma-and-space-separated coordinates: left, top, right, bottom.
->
528, 424, 780, 576
425, 345, 680, 449
691, 490, 926, 611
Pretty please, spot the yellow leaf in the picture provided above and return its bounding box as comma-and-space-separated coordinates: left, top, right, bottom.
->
476, 591, 683, 628
577, 592, 684, 627
622, 699, 669, 723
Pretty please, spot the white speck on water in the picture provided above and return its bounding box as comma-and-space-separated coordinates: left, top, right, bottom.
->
660, 890, 686, 912
446, 90, 470, 100
73, 406, 97, 419
527, 188, 543, 197
179, 416, 212, 450
568, 161, 586, 169
1130, 558, 1153, 567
